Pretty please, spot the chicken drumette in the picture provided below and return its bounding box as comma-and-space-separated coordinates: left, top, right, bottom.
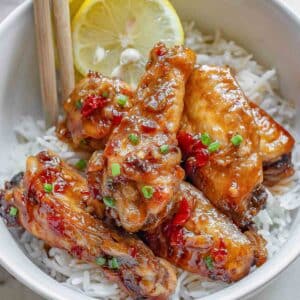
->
179, 65, 267, 228
0, 151, 177, 299
57, 71, 135, 151
88, 43, 196, 232
144, 182, 267, 283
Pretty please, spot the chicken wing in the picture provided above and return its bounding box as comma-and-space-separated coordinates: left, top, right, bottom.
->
179, 65, 267, 228
88, 43, 196, 232
0, 151, 177, 299
250, 102, 295, 186
57, 71, 135, 151
144, 182, 267, 283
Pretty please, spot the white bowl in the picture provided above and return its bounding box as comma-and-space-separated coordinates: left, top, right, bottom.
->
0, 0, 300, 299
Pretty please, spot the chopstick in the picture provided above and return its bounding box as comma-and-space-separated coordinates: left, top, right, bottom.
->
33, 0, 59, 127
53, 0, 75, 102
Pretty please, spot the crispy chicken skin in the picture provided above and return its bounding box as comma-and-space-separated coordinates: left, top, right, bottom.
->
179, 65, 266, 228
57, 71, 135, 151
0, 151, 177, 299
249, 102, 295, 185
144, 182, 267, 283
88, 43, 196, 232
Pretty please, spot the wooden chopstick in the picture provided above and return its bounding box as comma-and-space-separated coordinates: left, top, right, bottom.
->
33, 0, 59, 127
53, 0, 75, 102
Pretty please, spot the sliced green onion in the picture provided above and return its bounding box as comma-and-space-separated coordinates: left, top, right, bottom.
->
102, 91, 109, 98
204, 256, 214, 270
231, 134, 243, 146
103, 196, 115, 208
75, 99, 82, 109
9, 206, 18, 217
75, 159, 87, 171
116, 94, 128, 107
208, 141, 220, 153
111, 163, 121, 177
200, 132, 212, 146
44, 183, 53, 193
128, 133, 139, 145
160, 144, 169, 154
108, 257, 119, 269
141, 186, 154, 199
95, 257, 106, 266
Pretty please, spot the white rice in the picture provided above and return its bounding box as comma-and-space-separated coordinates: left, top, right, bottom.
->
1, 21, 300, 299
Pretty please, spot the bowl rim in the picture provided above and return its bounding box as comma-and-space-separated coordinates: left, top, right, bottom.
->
0, 1, 300, 300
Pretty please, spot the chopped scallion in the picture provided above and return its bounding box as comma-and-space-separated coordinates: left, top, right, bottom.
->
128, 133, 139, 145
103, 196, 116, 208
116, 94, 128, 107
75, 159, 87, 171
204, 255, 214, 270
44, 183, 53, 193
208, 141, 220, 153
9, 206, 18, 217
200, 132, 212, 146
231, 134, 243, 146
108, 257, 119, 269
111, 163, 121, 177
95, 257, 106, 266
160, 144, 169, 154
141, 186, 154, 199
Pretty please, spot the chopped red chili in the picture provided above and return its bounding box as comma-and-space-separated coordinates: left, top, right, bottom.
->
130, 246, 138, 258
70, 245, 84, 258
112, 111, 123, 125
172, 198, 191, 226
141, 119, 157, 133
47, 214, 65, 235
81, 95, 108, 118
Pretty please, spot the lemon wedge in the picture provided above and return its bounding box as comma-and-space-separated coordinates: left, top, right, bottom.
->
72, 0, 184, 87
69, 0, 84, 19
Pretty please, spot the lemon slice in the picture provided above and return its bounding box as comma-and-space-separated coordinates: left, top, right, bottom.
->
72, 0, 184, 87
69, 0, 84, 19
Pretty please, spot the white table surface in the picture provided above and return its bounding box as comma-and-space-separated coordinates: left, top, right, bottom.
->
0, 0, 300, 299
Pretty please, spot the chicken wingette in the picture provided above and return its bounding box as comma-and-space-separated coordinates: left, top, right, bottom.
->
144, 182, 267, 283
179, 65, 267, 228
88, 43, 196, 232
250, 101, 295, 186
0, 151, 177, 299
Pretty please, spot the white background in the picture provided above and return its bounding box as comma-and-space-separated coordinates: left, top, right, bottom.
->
0, 0, 299, 299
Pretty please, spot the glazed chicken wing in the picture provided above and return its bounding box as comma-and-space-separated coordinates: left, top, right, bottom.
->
57, 71, 134, 151
179, 65, 267, 228
144, 182, 267, 283
0, 151, 177, 299
250, 102, 295, 185
88, 43, 196, 232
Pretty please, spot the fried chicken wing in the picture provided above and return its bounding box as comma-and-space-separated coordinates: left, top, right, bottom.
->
57, 71, 135, 151
88, 43, 196, 232
0, 151, 177, 299
250, 102, 295, 185
144, 182, 267, 283
179, 65, 267, 228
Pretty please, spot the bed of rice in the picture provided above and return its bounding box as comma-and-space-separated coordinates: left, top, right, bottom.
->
0, 21, 300, 299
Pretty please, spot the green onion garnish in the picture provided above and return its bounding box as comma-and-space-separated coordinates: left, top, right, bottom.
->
103, 196, 115, 208
95, 257, 106, 266
75, 99, 82, 109
75, 159, 87, 171
116, 94, 128, 107
141, 186, 154, 199
44, 183, 53, 193
160, 144, 169, 154
9, 206, 18, 217
128, 133, 139, 145
231, 134, 243, 146
111, 163, 121, 177
108, 257, 119, 269
208, 141, 220, 153
204, 256, 214, 270
200, 132, 212, 146
102, 91, 109, 98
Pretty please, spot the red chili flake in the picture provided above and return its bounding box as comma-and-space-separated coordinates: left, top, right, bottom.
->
37, 151, 52, 162
81, 95, 107, 118
177, 131, 195, 156
211, 239, 228, 264
156, 46, 167, 56
141, 119, 157, 133
194, 148, 209, 168
39, 169, 57, 184
169, 226, 184, 246
54, 178, 68, 193
47, 214, 65, 235
130, 246, 137, 258
112, 111, 123, 125
172, 198, 191, 226
70, 245, 84, 258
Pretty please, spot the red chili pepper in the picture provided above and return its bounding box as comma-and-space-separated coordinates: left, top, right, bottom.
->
141, 120, 157, 133
172, 198, 191, 226
47, 214, 65, 235
169, 226, 184, 246
54, 179, 68, 193
130, 246, 138, 258
81, 95, 107, 118
155, 46, 167, 57
211, 239, 228, 264
112, 111, 123, 125
177, 131, 195, 156
70, 245, 84, 258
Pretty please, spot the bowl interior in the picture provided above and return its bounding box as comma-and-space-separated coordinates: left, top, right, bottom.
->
0, 1, 300, 300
